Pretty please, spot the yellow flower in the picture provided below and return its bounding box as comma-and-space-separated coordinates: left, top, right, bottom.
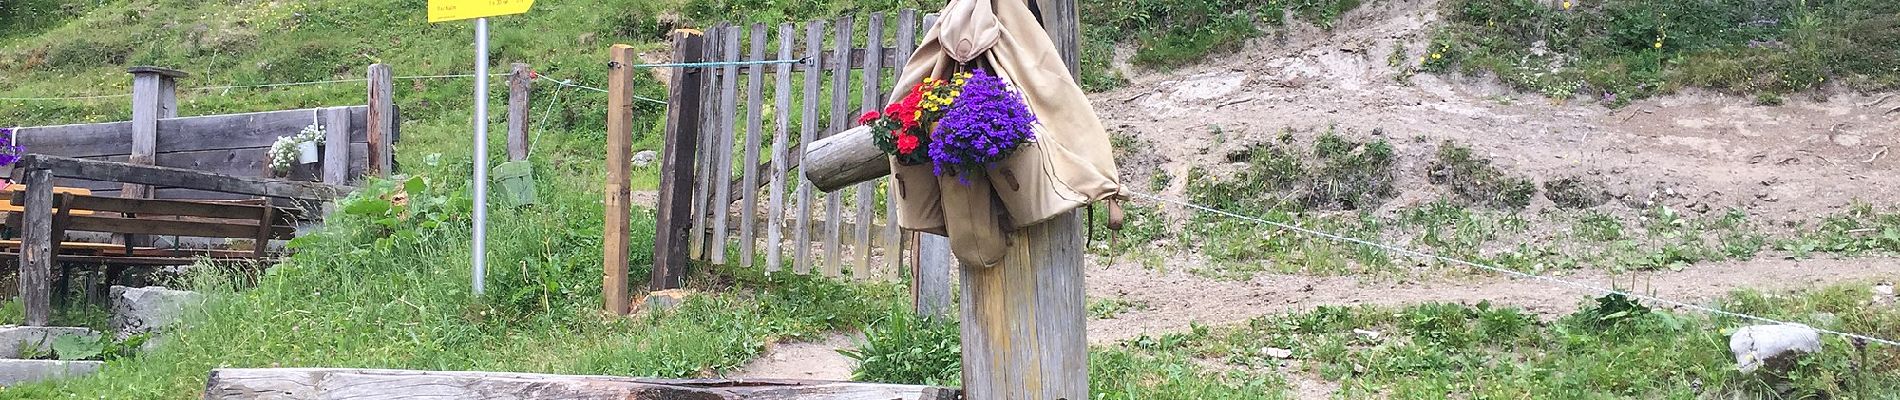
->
1562, 0, 1571, 9
1653, 41, 1662, 49
950, 90, 961, 98
1432, 53, 1442, 60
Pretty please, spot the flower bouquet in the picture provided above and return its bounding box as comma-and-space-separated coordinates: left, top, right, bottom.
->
859, 68, 1036, 180
0, 127, 23, 190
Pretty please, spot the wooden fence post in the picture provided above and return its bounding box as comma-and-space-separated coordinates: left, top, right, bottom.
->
367, 64, 395, 177
604, 45, 637, 315
652, 31, 706, 291
957, 2, 1088, 398
915, 233, 953, 319
18, 169, 54, 326
125, 66, 185, 199
321, 107, 352, 185
508, 63, 532, 162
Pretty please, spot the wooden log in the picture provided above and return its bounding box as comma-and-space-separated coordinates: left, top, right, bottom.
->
124, 67, 184, 200
801, 126, 889, 193
738, 24, 768, 269
653, 31, 706, 291
19, 169, 53, 326
367, 64, 395, 177
507, 63, 533, 162
16, 106, 377, 159
766, 22, 796, 274
887, 9, 920, 283
824, 16, 853, 278
688, 26, 724, 261
19, 155, 350, 201
201, 368, 958, 400
603, 45, 637, 314
853, 13, 884, 280
710, 26, 742, 266
322, 107, 352, 185
794, 20, 824, 276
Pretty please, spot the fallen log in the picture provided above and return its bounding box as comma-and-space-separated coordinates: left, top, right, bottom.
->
202, 368, 959, 400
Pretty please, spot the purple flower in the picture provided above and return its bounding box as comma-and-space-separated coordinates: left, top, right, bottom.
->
930, 69, 1036, 180
0, 127, 21, 168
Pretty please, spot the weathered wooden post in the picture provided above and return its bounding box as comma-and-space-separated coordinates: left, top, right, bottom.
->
603, 45, 637, 315
507, 63, 533, 162
125, 66, 185, 199
367, 64, 395, 177
18, 167, 54, 326
321, 107, 352, 185
802, 1, 1088, 397
652, 31, 706, 291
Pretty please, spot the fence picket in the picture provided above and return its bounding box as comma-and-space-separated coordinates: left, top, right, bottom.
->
886, 10, 918, 283
853, 14, 884, 280
823, 16, 853, 278
688, 26, 723, 261
794, 20, 824, 275
767, 23, 795, 274
738, 24, 768, 269
711, 26, 741, 265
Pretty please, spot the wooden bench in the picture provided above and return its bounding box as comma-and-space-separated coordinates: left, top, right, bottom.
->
6, 192, 297, 261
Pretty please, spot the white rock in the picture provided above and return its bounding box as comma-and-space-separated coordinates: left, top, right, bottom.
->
631, 150, 659, 168
1730, 324, 1822, 374
110, 286, 205, 338
0, 359, 103, 385
1263, 347, 1294, 359
0, 326, 101, 359
1353, 329, 1382, 340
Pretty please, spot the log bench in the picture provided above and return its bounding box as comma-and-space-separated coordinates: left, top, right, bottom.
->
10, 155, 351, 325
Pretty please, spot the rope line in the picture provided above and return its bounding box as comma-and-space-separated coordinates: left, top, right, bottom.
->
629, 57, 808, 69
531, 77, 570, 153
1124, 190, 1900, 347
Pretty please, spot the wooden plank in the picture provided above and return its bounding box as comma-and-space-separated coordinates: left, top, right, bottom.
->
19, 155, 350, 202
124, 67, 181, 200
322, 107, 352, 185
19, 169, 53, 326
653, 31, 706, 291
18, 107, 376, 158
824, 16, 853, 278
794, 20, 823, 276
766, 23, 796, 274
367, 64, 395, 177
603, 45, 637, 314
57, 215, 291, 239
507, 63, 532, 162
49, 145, 371, 195
710, 26, 742, 266
737, 23, 768, 270
916, 233, 952, 318
853, 13, 885, 280
54, 195, 268, 220
201, 368, 957, 400
688, 26, 723, 261
710, 47, 906, 73
922, 14, 939, 39
888, 9, 918, 283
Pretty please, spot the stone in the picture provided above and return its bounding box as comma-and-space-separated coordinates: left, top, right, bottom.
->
1730, 323, 1822, 374
637, 289, 695, 313
0, 326, 101, 359
109, 286, 205, 338
631, 150, 659, 168
0, 359, 103, 386
1263, 347, 1294, 359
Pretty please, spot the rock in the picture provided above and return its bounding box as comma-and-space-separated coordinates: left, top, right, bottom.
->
0, 359, 103, 386
1352, 329, 1382, 340
1263, 347, 1294, 359
109, 286, 205, 338
631, 150, 659, 168
0, 326, 101, 359
1730, 324, 1822, 374
637, 289, 695, 313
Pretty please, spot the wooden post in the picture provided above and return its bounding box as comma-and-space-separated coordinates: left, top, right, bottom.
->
321, 107, 352, 185
652, 31, 705, 291
125, 66, 185, 199
710, 27, 741, 266
765, 23, 796, 273
956, 3, 1089, 398
915, 233, 953, 319
793, 21, 824, 275
18, 169, 53, 326
738, 24, 768, 269
853, 14, 884, 279
824, 17, 853, 278
603, 45, 637, 315
367, 64, 395, 177
507, 63, 532, 162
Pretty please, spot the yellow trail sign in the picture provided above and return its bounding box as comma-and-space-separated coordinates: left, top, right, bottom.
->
429, 0, 534, 23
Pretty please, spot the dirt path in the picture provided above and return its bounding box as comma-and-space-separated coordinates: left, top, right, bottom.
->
1085, 255, 1899, 345
729, 333, 859, 381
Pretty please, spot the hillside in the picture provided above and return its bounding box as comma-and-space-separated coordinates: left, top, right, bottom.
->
3, 0, 1900, 398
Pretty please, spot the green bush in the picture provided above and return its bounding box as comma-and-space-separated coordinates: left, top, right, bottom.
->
841, 310, 961, 387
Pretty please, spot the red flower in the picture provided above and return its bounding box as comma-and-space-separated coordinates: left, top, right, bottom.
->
857, 110, 881, 125
895, 133, 920, 155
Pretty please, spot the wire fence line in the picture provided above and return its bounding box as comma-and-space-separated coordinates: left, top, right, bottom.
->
1123, 189, 1900, 348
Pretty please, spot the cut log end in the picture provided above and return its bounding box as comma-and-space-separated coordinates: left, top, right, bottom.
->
802, 126, 892, 192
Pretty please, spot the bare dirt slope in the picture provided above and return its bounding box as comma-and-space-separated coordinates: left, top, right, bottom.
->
1098, 0, 1899, 221
1085, 0, 1899, 344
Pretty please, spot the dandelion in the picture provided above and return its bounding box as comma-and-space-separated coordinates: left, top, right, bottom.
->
1432, 53, 1443, 60
1562, 0, 1571, 10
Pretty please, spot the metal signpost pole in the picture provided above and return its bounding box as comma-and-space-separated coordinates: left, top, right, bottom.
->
471, 17, 490, 296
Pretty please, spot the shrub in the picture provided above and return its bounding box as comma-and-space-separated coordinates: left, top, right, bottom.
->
841, 310, 961, 387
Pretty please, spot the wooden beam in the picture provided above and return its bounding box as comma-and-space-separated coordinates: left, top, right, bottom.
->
793, 20, 823, 275
738, 23, 768, 270
802, 125, 889, 193
766, 22, 796, 274
710, 26, 741, 266
507, 63, 532, 162
125, 66, 182, 200
18, 169, 53, 326
603, 44, 638, 315
19, 106, 377, 158
824, 16, 852, 278
367, 64, 395, 177
322, 107, 352, 185
19, 155, 350, 201
915, 233, 953, 319
201, 368, 958, 400
653, 31, 705, 291
854, 13, 885, 280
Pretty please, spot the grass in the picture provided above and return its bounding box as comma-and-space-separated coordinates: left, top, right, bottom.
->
1430, 0, 1900, 106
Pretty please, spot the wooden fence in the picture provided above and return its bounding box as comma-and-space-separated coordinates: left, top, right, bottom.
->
609, 10, 959, 295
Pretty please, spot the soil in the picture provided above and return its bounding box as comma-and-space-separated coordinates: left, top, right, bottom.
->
729, 333, 860, 381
